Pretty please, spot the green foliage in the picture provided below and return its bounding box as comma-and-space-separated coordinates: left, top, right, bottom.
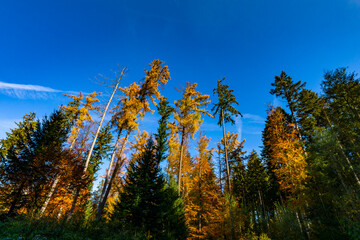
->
88, 122, 113, 188
0, 110, 70, 215
155, 97, 174, 165
268, 204, 305, 240
0, 216, 141, 240
111, 139, 187, 239
0, 113, 37, 171
212, 77, 241, 126
305, 130, 359, 239
270, 71, 305, 122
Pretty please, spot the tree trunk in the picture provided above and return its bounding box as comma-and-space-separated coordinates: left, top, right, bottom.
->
98, 130, 122, 204
222, 109, 231, 193
177, 127, 185, 196
323, 108, 360, 187
83, 70, 124, 173
8, 182, 25, 215
96, 130, 130, 219
37, 174, 61, 219
218, 146, 222, 193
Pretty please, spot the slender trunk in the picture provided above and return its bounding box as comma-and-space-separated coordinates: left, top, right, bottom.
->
198, 163, 202, 234
296, 211, 304, 234
84, 71, 124, 173
66, 187, 80, 221
218, 146, 222, 193
57, 207, 63, 219
222, 109, 231, 193
8, 182, 25, 215
259, 190, 269, 229
177, 127, 185, 196
99, 130, 122, 204
323, 108, 360, 187
221, 109, 235, 239
96, 130, 130, 219
37, 174, 61, 219
70, 137, 76, 150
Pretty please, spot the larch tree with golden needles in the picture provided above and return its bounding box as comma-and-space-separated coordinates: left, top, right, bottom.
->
264, 106, 307, 197
186, 135, 223, 239
173, 82, 212, 195
83, 68, 126, 187
212, 78, 241, 194
96, 59, 170, 218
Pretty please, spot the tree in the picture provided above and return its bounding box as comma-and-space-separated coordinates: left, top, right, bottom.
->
97, 59, 170, 218
321, 68, 360, 187
245, 150, 270, 232
0, 113, 37, 215
155, 97, 174, 167
270, 71, 305, 141
263, 106, 307, 198
1, 110, 72, 216
111, 139, 187, 239
87, 122, 113, 191
212, 78, 242, 193
173, 82, 211, 195
83, 68, 126, 186
62, 91, 101, 149
185, 135, 223, 239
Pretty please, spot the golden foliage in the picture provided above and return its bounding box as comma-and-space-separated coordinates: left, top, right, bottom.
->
174, 82, 212, 139
62, 91, 101, 147
265, 107, 307, 196
185, 135, 224, 239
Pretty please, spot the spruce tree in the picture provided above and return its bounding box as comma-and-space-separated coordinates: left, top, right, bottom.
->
212, 77, 241, 194
245, 150, 270, 232
270, 72, 305, 133
155, 97, 174, 166
111, 139, 187, 239
1, 110, 70, 215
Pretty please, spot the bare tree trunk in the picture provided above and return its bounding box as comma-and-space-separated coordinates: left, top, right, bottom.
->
198, 162, 202, 234
37, 174, 61, 219
96, 130, 130, 219
218, 145, 222, 193
222, 110, 231, 193
177, 127, 185, 196
98, 130, 122, 204
84, 69, 125, 173
57, 207, 63, 220
296, 211, 304, 235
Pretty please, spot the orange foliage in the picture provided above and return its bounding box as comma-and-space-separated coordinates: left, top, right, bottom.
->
265, 107, 307, 196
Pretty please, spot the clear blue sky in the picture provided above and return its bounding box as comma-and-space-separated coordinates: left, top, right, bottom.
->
1, 0, 360, 163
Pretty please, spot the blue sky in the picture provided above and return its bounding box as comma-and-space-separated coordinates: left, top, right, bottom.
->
1, 0, 360, 172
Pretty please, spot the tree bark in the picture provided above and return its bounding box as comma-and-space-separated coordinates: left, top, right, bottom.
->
177, 127, 186, 196
83, 69, 124, 173
222, 109, 231, 194
96, 130, 130, 219
37, 174, 61, 219
323, 108, 360, 187
98, 130, 122, 204
218, 146, 222, 193
8, 182, 25, 215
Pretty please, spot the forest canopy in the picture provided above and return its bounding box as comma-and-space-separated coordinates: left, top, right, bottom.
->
0, 62, 359, 240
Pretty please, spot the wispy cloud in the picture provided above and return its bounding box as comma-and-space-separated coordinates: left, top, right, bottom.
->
0, 81, 61, 99
235, 116, 242, 141
242, 113, 265, 124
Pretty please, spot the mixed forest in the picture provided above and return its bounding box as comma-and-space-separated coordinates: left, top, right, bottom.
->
0, 60, 359, 239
